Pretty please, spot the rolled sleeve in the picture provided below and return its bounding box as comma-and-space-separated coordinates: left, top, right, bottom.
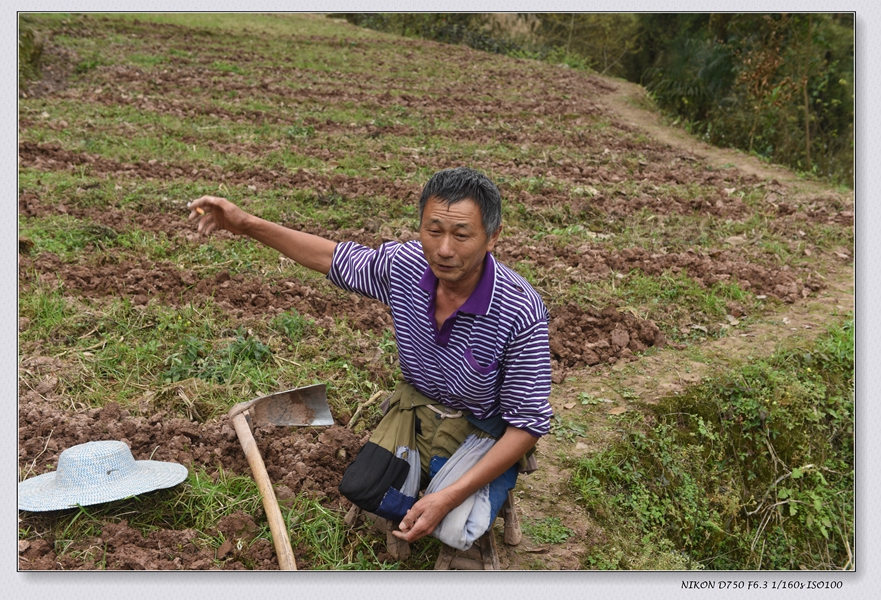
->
498, 319, 553, 437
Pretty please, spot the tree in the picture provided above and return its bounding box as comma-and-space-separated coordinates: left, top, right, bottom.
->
532, 13, 640, 77
629, 13, 853, 186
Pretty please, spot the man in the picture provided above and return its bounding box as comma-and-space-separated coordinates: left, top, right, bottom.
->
189, 167, 552, 548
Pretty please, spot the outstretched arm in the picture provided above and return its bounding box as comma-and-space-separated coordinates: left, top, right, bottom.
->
188, 195, 338, 275
391, 425, 538, 543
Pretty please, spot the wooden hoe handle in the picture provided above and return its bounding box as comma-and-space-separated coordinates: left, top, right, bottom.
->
231, 411, 298, 570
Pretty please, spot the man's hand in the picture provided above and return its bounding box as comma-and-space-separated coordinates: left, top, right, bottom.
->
188, 196, 252, 236
390, 426, 538, 544
392, 490, 456, 543
187, 195, 337, 274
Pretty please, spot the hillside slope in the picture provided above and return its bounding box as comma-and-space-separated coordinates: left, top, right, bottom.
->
18, 13, 853, 570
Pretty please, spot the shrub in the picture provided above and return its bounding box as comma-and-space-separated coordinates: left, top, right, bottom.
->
571, 316, 854, 569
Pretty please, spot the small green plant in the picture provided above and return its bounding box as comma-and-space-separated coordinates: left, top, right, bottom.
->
579, 392, 601, 405
618, 387, 640, 401
524, 175, 549, 193
75, 57, 102, 74
522, 516, 574, 544
271, 310, 313, 341
211, 61, 244, 74
285, 124, 315, 139
129, 53, 165, 68
163, 329, 272, 384
545, 46, 592, 70
549, 414, 587, 442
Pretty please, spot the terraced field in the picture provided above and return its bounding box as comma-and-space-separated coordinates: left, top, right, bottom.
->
17, 13, 853, 572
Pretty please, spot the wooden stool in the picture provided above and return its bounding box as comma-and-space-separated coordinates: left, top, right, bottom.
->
434, 527, 499, 570
499, 489, 522, 546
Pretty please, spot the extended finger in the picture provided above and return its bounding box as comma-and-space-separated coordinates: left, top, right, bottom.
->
197, 215, 217, 235
394, 522, 427, 542
400, 515, 431, 541
398, 509, 417, 531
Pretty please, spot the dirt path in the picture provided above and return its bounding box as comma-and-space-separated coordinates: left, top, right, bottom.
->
596, 78, 839, 196
496, 76, 855, 570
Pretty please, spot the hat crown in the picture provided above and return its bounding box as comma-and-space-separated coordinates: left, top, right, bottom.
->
55, 440, 137, 489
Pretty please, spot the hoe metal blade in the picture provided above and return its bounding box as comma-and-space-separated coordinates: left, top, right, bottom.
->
233, 384, 334, 427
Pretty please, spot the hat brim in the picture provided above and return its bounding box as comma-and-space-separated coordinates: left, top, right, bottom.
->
18, 461, 189, 512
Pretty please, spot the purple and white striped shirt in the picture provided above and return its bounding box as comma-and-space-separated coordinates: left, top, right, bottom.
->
327, 240, 553, 437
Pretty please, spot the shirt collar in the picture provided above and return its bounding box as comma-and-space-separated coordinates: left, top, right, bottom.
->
418, 251, 496, 316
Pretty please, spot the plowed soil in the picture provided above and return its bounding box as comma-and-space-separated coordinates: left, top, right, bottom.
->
18, 372, 365, 569
16, 181, 832, 379
18, 15, 854, 570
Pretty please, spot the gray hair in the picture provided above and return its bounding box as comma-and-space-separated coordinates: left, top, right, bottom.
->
418, 167, 502, 237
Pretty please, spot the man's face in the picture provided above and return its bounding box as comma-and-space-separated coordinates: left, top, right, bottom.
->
419, 197, 500, 290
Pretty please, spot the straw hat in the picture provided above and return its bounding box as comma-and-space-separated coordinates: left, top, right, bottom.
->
18, 440, 189, 512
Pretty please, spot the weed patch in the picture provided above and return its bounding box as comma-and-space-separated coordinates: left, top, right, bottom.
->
163, 328, 273, 385
570, 316, 854, 570
549, 414, 588, 442
522, 516, 574, 544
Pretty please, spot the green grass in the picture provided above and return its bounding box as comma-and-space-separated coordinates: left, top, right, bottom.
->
18, 280, 77, 337
19, 285, 398, 420
18, 467, 265, 566
522, 516, 574, 544
285, 496, 437, 570
505, 260, 760, 342
20, 215, 180, 262
173, 467, 265, 532
569, 316, 854, 570
621, 271, 751, 320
